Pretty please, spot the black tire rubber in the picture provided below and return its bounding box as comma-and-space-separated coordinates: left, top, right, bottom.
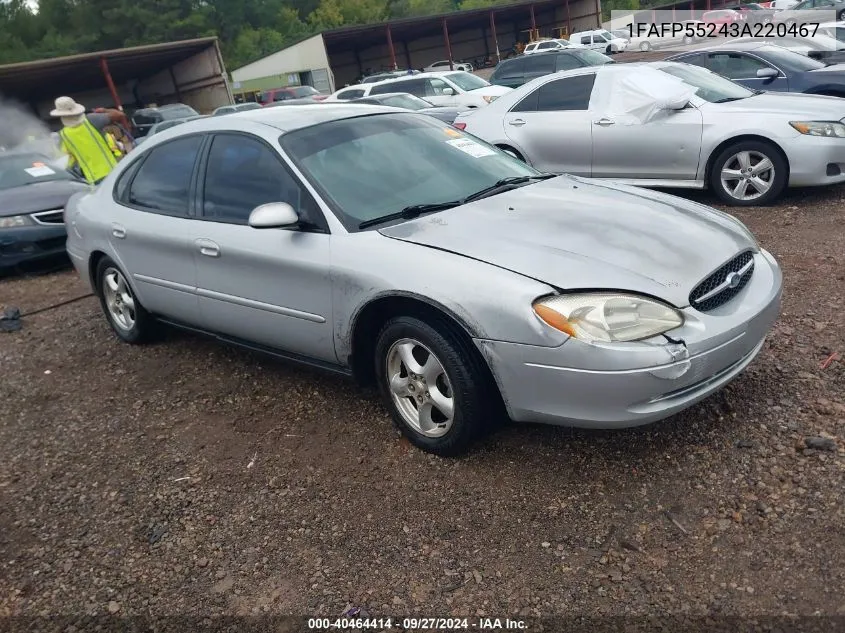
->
839, 9, 845, 20
708, 139, 788, 207
606, 45, 613, 54
374, 315, 495, 457
95, 256, 157, 344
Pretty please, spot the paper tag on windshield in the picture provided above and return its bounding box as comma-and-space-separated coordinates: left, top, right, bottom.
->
445, 138, 496, 158
25, 165, 56, 177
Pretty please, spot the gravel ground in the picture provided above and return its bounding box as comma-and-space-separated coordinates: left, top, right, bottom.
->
1, 185, 844, 626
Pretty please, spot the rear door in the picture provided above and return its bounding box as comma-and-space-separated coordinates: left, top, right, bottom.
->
109, 134, 204, 324
503, 73, 595, 175
523, 53, 557, 84
490, 58, 527, 88
424, 77, 460, 106
190, 132, 335, 362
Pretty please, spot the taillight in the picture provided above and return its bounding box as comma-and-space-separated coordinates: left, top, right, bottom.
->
453, 122, 466, 130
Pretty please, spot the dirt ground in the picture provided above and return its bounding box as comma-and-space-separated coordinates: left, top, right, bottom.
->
1, 184, 844, 627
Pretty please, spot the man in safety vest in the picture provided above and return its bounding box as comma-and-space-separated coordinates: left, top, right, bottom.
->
50, 96, 127, 185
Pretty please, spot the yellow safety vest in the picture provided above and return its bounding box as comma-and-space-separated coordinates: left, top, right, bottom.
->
105, 132, 123, 158
59, 119, 118, 184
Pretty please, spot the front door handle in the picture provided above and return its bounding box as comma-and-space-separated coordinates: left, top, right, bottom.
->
508, 118, 526, 127
111, 224, 126, 239
195, 238, 220, 258
594, 118, 615, 127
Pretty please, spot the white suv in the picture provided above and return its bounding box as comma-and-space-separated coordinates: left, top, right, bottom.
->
366, 71, 511, 108
523, 38, 584, 54
570, 29, 629, 53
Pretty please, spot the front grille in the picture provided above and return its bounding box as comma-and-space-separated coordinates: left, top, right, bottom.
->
31, 209, 64, 225
689, 250, 754, 312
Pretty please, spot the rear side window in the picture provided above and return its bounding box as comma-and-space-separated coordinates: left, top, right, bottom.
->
526, 54, 556, 74
580, 36, 592, 45
126, 136, 203, 215
372, 79, 424, 96
337, 89, 366, 100
554, 54, 583, 72
511, 74, 595, 112
492, 58, 526, 80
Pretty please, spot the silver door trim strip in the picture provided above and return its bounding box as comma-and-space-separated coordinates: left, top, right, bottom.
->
134, 274, 195, 294
196, 288, 326, 323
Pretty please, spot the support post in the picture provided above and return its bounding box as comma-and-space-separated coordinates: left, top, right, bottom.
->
490, 10, 501, 63
168, 67, 183, 102
403, 40, 412, 69
443, 18, 454, 70
566, 0, 571, 36
386, 24, 397, 70
530, 4, 537, 34
100, 57, 122, 111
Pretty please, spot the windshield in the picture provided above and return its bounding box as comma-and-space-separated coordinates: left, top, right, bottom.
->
574, 49, 615, 65
0, 153, 72, 190
445, 72, 490, 91
659, 63, 756, 102
160, 105, 197, 120
280, 113, 539, 230
556, 38, 573, 45
292, 86, 320, 97
757, 46, 827, 71
380, 94, 431, 110
598, 30, 616, 40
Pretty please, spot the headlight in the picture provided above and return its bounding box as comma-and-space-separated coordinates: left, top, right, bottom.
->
533, 293, 684, 343
482, 95, 498, 104
0, 215, 34, 228
790, 121, 845, 137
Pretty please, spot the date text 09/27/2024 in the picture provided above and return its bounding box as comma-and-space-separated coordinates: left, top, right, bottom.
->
628, 21, 821, 39
307, 617, 528, 630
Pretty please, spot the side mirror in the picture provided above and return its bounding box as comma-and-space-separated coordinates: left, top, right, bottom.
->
248, 202, 299, 229
442, 87, 455, 95
756, 67, 778, 79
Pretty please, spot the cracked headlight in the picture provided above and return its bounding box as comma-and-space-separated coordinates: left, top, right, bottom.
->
790, 121, 845, 137
533, 293, 684, 343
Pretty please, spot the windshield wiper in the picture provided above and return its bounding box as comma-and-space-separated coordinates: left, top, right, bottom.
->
461, 174, 555, 203
358, 201, 461, 229
713, 97, 746, 103
357, 174, 555, 230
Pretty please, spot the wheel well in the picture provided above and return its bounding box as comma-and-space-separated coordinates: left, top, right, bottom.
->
88, 250, 108, 291
704, 135, 789, 187
495, 144, 524, 161
349, 296, 489, 388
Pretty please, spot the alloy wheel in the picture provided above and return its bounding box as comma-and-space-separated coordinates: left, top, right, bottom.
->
719, 150, 775, 202
386, 338, 455, 438
102, 267, 136, 331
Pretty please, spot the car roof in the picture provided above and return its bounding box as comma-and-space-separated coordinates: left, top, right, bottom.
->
168, 103, 400, 135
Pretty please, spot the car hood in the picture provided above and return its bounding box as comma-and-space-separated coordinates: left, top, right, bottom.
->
706, 90, 845, 118
0, 179, 88, 216
808, 63, 845, 73
377, 176, 755, 307
467, 84, 513, 96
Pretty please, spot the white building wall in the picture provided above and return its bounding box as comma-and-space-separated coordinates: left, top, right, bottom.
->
231, 34, 331, 83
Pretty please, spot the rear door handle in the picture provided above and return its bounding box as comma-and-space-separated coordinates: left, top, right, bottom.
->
195, 238, 220, 258
594, 118, 615, 126
508, 118, 526, 127
111, 224, 126, 239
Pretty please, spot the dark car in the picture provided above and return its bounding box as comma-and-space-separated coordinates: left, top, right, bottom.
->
351, 92, 467, 124
488, 48, 614, 89
131, 103, 198, 137
0, 151, 88, 273
724, 3, 777, 23
258, 86, 327, 105
667, 43, 845, 96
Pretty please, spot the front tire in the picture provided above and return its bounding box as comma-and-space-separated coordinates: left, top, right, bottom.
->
374, 316, 494, 456
709, 140, 787, 207
95, 256, 156, 343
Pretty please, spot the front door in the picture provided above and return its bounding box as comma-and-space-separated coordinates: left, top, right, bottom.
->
191, 132, 336, 363
109, 134, 204, 324
591, 105, 704, 180
424, 77, 460, 106
703, 52, 790, 92
503, 74, 595, 175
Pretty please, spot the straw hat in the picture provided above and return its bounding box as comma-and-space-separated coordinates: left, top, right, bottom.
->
50, 96, 85, 118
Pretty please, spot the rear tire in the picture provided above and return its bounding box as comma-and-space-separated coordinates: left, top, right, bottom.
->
709, 140, 787, 207
374, 316, 495, 456
95, 256, 157, 343
838, 9, 845, 20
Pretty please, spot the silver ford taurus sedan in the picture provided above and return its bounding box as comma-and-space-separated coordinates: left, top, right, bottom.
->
65, 105, 782, 456
454, 61, 845, 206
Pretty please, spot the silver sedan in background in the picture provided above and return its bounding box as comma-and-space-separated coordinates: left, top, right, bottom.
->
65, 106, 781, 455
455, 62, 845, 206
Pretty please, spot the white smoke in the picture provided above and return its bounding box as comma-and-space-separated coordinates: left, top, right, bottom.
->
0, 94, 53, 152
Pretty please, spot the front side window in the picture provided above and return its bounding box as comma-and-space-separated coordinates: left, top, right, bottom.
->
581, 36, 593, 44
705, 52, 771, 79
443, 72, 490, 91
280, 113, 538, 231
427, 78, 452, 95
527, 54, 556, 73
201, 134, 321, 227
126, 135, 203, 214
537, 42, 555, 50
372, 80, 424, 96
659, 62, 756, 102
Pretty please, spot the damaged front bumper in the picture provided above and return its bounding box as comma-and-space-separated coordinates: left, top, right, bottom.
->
475, 249, 782, 429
